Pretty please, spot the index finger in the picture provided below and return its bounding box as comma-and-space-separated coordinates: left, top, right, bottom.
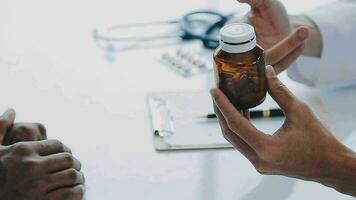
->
266, 26, 309, 65
3, 123, 47, 145
210, 88, 268, 150
31, 139, 72, 156
265, 65, 298, 115
214, 105, 258, 161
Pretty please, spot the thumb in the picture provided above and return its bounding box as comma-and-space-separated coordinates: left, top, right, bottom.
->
265, 65, 297, 115
0, 108, 16, 144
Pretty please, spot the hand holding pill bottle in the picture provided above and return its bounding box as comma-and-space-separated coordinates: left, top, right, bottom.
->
214, 23, 266, 109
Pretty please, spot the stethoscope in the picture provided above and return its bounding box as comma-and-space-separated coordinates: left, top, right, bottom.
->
177, 10, 232, 49
93, 10, 233, 52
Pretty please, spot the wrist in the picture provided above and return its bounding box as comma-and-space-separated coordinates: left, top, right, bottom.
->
322, 147, 356, 196
289, 14, 322, 58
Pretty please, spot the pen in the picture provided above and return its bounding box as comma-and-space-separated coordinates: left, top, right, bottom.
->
197, 108, 284, 119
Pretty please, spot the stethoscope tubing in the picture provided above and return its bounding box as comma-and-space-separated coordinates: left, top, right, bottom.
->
93, 10, 232, 49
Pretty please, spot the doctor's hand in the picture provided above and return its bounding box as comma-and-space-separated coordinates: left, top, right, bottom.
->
236, 0, 291, 49
232, 0, 309, 74
210, 65, 356, 197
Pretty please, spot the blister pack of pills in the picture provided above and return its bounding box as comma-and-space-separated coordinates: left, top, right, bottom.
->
158, 47, 214, 77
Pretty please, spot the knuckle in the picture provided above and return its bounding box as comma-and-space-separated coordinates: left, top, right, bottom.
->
80, 172, 86, 184
67, 168, 79, 181
52, 139, 63, 147
35, 123, 47, 139
77, 159, 82, 171
63, 153, 75, 166
74, 171, 85, 185
36, 141, 47, 151
12, 142, 32, 155
51, 139, 66, 151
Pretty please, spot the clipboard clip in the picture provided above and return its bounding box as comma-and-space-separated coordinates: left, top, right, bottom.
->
148, 97, 175, 137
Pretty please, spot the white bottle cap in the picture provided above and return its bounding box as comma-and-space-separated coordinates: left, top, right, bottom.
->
219, 23, 257, 53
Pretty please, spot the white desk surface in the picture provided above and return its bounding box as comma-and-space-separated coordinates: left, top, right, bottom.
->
2, 0, 356, 199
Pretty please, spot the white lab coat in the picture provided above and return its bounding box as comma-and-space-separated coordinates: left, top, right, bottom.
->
287, 0, 356, 88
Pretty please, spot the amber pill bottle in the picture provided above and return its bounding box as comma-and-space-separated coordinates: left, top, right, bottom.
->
214, 23, 267, 109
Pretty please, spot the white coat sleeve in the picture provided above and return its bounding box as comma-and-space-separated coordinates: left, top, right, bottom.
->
287, 0, 356, 88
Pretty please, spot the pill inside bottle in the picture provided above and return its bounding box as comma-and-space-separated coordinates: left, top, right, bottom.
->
214, 23, 267, 109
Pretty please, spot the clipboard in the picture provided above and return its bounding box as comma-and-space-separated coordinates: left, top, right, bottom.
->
147, 92, 230, 150
147, 91, 291, 151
